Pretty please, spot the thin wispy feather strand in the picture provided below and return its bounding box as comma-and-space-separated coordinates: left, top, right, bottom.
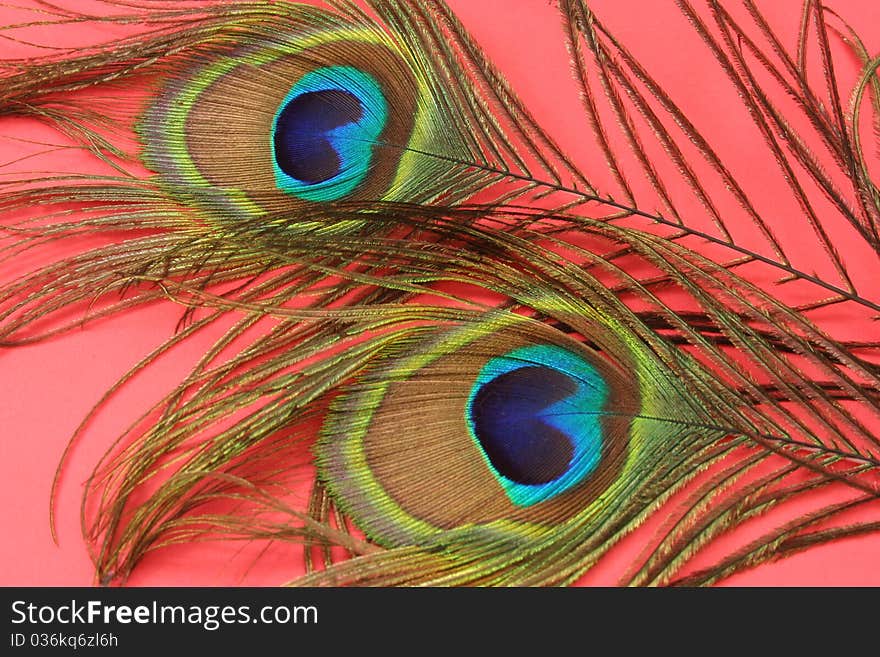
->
0, 0, 878, 586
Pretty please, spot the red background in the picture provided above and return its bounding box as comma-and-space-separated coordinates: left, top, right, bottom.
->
1, 0, 879, 586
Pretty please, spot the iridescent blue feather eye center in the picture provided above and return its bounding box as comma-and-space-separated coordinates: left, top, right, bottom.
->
274, 89, 363, 184
466, 345, 609, 507
271, 66, 388, 202
470, 367, 577, 485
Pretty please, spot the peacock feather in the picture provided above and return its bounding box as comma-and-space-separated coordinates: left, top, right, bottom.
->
0, 0, 878, 586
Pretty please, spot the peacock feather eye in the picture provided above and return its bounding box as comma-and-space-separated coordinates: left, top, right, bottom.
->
315, 317, 650, 549
136, 15, 495, 231
466, 345, 608, 506
139, 32, 420, 223
272, 66, 388, 201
